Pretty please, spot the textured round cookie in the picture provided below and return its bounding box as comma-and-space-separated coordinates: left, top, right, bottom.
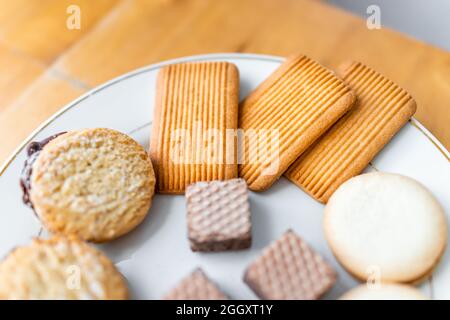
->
0, 237, 128, 299
324, 172, 447, 284
30, 128, 155, 242
340, 284, 428, 300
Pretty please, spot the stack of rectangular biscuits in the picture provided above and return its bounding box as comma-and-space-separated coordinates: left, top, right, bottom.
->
285, 61, 416, 202
150, 54, 416, 202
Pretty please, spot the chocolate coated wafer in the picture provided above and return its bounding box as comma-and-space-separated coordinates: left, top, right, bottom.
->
163, 268, 228, 300
238, 55, 355, 191
150, 62, 239, 193
186, 179, 251, 252
244, 230, 336, 300
285, 61, 416, 203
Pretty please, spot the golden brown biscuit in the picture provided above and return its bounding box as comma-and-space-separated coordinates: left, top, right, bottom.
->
29, 128, 155, 242
238, 55, 356, 191
286, 61, 416, 203
150, 62, 239, 194
0, 236, 128, 300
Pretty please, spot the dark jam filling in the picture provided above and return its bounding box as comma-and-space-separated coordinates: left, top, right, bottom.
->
20, 132, 66, 209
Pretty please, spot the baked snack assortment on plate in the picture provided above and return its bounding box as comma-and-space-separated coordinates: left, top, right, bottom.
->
20, 128, 155, 243
2, 54, 447, 300
0, 236, 128, 300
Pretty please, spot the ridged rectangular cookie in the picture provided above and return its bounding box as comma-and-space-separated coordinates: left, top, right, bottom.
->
238, 55, 356, 191
150, 62, 239, 193
285, 61, 417, 203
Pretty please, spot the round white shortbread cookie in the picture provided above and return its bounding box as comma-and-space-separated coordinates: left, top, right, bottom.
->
340, 284, 428, 300
324, 172, 447, 284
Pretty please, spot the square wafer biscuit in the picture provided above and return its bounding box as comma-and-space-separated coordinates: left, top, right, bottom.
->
163, 268, 228, 300
285, 61, 417, 203
238, 54, 356, 191
150, 62, 239, 193
244, 230, 336, 300
186, 179, 251, 252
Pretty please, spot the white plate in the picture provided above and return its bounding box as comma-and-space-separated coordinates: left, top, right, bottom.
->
0, 54, 449, 300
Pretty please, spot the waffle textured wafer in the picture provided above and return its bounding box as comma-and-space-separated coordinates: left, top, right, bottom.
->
150, 62, 239, 193
238, 55, 356, 191
163, 268, 228, 300
286, 61, 417, 203
186, 179, 251, 252
0, 236, 128, 300
244, 230, 336, 300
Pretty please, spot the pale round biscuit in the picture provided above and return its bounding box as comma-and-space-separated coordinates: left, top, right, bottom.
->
0, 237, 128, 299
30, 128, 155, 242
340, 284, 428, 300
324, 172, 447, 284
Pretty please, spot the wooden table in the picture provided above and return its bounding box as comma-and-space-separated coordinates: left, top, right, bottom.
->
0, 0, 449, 164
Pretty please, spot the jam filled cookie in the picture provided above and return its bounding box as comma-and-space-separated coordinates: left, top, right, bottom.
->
0, 236, 128, 300
21, 128, 155, 242
324, 172, 447, 284
21, 132, 66, 209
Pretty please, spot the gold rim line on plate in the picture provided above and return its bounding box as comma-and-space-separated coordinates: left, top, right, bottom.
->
409, 118, 450, 162
0, 53, 449, 177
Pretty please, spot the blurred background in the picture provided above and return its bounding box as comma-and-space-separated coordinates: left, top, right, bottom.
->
0, 0, 449, 166
329, 0, 450, 51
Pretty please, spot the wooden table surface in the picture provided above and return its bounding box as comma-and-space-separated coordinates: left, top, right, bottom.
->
0, 0, 449, 165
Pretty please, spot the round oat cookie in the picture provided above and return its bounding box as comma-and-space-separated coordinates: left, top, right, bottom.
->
0, 237, 128, 299
30, 128, 155, 242
324, 172, 447, 284
340, 284, 428, 300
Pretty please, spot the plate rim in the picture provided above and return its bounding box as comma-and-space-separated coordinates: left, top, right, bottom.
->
1, 52, 448, 177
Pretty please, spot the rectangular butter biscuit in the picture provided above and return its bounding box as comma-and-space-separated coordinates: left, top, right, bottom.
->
150, 62, 239, 193
285, 61, 417, 203
238, 55, 356, 191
